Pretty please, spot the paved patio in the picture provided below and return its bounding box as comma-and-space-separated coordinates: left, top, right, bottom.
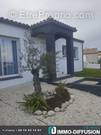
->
0, 76, 83, 89
55, 77, 84, 84
0, 81, 101, 125
0, 71, 33, 89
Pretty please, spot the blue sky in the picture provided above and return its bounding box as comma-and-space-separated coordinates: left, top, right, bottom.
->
0, 0, 101, 50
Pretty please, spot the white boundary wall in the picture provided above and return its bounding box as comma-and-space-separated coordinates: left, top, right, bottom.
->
85, 63, 100, 69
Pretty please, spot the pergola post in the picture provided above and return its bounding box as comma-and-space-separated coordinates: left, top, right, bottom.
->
66, 36, 74, 74
45, 33, 56, 81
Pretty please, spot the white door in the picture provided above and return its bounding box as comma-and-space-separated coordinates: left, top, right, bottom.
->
55, 38, 67, 78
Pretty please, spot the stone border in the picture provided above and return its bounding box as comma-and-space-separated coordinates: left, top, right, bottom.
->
33, 94, 75, 117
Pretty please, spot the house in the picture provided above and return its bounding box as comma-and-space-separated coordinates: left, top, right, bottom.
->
97, 51, 101, 60
0, 17, 84, 82
84, 48, 101, 69
84, 48, 98, 64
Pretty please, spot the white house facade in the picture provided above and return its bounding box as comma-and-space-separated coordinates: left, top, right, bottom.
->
0, 17, 84, 82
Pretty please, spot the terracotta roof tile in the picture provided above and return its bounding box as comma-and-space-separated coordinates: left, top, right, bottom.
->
84, 48, 98, 54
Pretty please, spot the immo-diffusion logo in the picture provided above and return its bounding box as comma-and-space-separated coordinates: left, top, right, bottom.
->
48, 126, 57, 135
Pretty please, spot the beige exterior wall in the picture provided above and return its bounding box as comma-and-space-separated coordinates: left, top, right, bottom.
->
86, 54, 98, 64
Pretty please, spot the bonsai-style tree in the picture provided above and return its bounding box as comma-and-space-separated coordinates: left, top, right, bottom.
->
22, 29, 60, 94
23, 29, 42, 94
19, 31, 71, 113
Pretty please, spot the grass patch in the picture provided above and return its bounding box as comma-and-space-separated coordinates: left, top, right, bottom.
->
75, 68, 101, 78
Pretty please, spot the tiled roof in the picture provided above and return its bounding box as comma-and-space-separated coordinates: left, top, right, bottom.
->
0, 17, 30, 28
0, 17, 84, 42
0, 17, 77, 32
84, 48, 98, 54
31, 17, 77, 32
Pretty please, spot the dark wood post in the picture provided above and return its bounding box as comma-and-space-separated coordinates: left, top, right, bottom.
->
66, 36, 74, 75
46, 33, 56, 82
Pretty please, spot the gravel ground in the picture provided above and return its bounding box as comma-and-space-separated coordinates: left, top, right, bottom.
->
0, 82, 101, 125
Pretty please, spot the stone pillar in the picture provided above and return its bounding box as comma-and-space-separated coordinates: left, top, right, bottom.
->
66, 36, 74, 74
45, 33, 56, 82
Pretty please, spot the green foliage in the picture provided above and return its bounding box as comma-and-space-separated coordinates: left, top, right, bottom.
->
55, 82, 70, 101
55, 82, 66, 91
75, 68, 101, 78
18, 93, 49, 113
41, 53, 55, 79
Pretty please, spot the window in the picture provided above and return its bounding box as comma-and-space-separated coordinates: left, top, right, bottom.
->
74, 47, 78, 59
62, 45, 66, 57
0, 38, 18, 76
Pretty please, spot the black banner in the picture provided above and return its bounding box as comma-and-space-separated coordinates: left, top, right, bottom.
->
0, 126, 101, 135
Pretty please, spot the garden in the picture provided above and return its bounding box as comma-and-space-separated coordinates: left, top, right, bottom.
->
18, 31, 74, 117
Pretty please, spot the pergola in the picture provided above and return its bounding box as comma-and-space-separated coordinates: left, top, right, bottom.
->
31, 17, 77, 81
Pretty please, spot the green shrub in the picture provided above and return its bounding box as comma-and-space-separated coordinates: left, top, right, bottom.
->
18, 93, 49, 113
55, 82, 65, 91
55, 83, 70, 101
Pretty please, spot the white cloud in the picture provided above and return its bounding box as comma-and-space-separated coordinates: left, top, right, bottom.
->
0, 0, 101, 49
